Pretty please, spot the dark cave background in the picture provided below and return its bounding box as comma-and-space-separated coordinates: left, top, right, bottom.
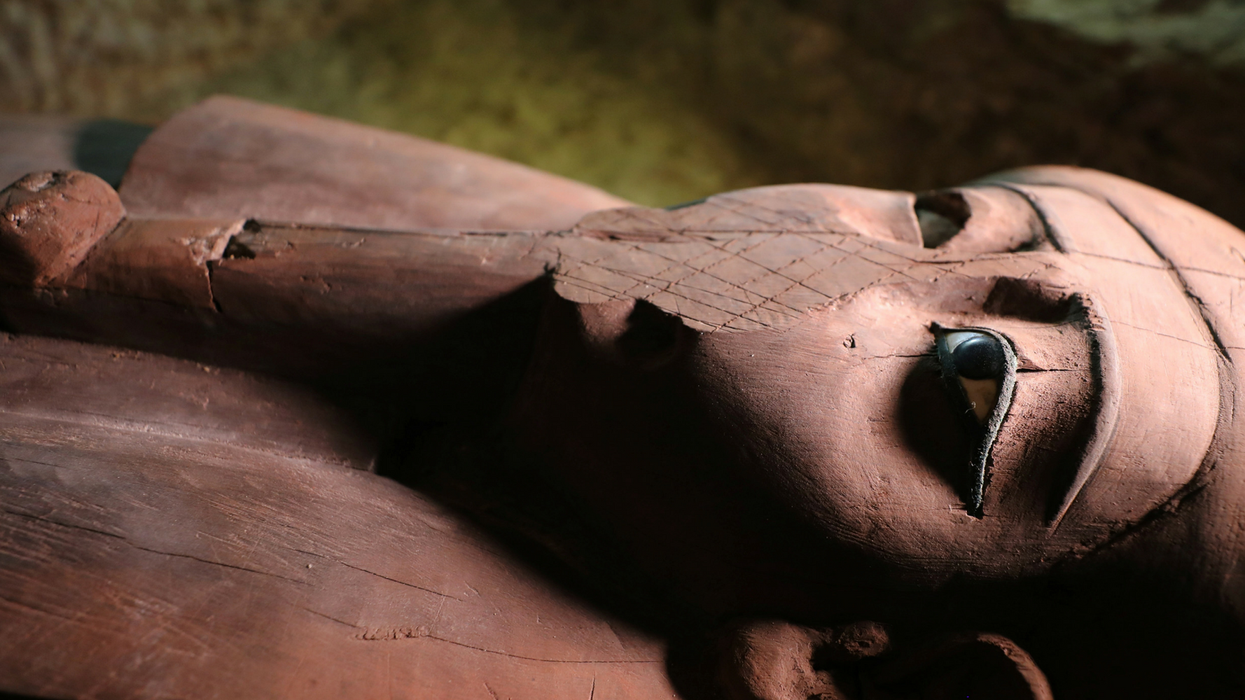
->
2, 0, 1244, 226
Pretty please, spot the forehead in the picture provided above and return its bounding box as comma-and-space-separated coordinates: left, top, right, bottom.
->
979, 166, 1245, 359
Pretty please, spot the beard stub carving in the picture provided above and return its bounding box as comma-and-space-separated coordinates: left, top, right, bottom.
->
0, 97, 1243, 699
716, 619, 1052, 700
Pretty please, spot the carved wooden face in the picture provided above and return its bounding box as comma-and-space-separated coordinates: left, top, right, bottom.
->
512, 167, 1238, 621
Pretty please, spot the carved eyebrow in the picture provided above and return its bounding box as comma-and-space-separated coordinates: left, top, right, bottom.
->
986, 182, 1068, 253
1046, 297, 1120, 529
932, 325, 1017, 518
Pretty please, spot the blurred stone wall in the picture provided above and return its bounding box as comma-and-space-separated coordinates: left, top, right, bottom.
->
1010, 0, 1245, 65
2, 0, 1243, 226
0, 1, 392, 114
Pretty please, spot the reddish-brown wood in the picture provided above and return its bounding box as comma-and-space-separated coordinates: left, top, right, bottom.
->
0, 333, 676, 700
119, 96, 630, 232
3, 98, 1245, 699
0, 170, 123, 287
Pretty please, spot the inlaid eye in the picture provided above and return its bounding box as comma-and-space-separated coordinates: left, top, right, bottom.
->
943, 331, 1006, 423
951, 334, 1005, 380
932, 325, 1017, 517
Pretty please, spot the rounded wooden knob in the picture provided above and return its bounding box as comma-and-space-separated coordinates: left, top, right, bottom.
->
0, 170, 124, 286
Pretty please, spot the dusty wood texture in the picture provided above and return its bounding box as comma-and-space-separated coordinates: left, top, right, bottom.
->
512, 166, 1223, 606
0, 172, 556, 412
0, 164, 1228, 587
66, 217, 241, 309
208, 223, 550, 340
982, 165, 1245, 356
119, 95, 631, 232
509, 166, 1245, 698
571, 184, 922, 244
0, 333, 677, 700
3, 100, 1245, 698
551, 185, 1048, 331
0, 170, 124, 287
0, 333, 375, 469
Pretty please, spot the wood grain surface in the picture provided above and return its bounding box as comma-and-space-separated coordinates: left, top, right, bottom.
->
0, 333, 678, 699
119, 96, 631, 233
4, 96, 1245, 699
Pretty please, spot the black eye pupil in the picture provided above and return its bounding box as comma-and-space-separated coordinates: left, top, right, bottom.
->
952, 335, 1005, 380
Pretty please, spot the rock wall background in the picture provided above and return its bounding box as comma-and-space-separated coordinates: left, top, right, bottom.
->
2, 0, 1243, 225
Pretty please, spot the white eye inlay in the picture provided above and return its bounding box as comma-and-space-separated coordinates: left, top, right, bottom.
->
934, 326, 1016, 517
959, 377, 999, 423
943, 331, 1005, 424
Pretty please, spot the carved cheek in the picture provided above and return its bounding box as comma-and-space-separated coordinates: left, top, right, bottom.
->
689, 278, 1109, 579
690, 288, 980, 565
